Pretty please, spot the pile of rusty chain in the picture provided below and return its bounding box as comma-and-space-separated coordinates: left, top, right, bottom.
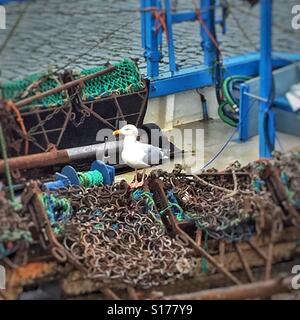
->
0, 194, 32, 268
273, 151, 300, 212
247, 152, 300, 229
152, 162, 282, 242
56, 183, 198, 289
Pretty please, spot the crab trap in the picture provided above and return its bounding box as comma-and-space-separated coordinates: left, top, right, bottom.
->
0, 59, 149, 157
0, 152, 300, 300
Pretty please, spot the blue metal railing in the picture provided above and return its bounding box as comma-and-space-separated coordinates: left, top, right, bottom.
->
259, 0, 275, 158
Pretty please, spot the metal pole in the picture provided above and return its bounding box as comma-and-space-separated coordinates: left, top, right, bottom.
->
259, 0, 275, 158
164, 276, 293, 300
141, 0, 162, 78
14, 65, 116, 109
0, 141, 122, 174
200, 0, 217, 68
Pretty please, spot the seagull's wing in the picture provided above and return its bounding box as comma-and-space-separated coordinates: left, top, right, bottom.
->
138, 142, 168, 166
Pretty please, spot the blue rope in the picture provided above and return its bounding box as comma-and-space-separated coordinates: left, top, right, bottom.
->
201, 231, 208, 273
132, 189, 162, 224
157, 191, 190, 222
166, 191, 188, 222
251, 177, 265, 192
41, 193, 73, 235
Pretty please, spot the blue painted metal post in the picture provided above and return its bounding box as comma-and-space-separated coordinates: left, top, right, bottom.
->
200, 0, 217, 68
140, 0, 163, 78
164, 0, 177, 74
259, 0, 275, 158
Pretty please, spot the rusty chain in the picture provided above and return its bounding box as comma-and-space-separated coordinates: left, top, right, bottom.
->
55, 183, 198, 289
0, 195, 32, 268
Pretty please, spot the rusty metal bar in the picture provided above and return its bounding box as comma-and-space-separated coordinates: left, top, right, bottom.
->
79, 103, 116, 130
265, 242, 274, 280
163, 276, 293, 300
113, 95, 125, 120
0, 141, 122, 174
101, 288, 121, 300
22, 181, 87, 273
148, 178, 242, 285
0, 149, 69, 173
135, 89, 148, 127
263, 164, 299, 220
187, 172, 250, 177
127, 286, 139, 300
195, 229, 203, 273
219, 240, 226, 267
13, 66, 116, 109
35, 111, 50, 147
0, 150, 70, 174
176, 227, 242, 285
235, 243, 255, 283
196, 229, 202, 246
247, 239, 268, 261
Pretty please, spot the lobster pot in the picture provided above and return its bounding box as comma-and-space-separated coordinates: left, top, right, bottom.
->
0, 59, 149, 156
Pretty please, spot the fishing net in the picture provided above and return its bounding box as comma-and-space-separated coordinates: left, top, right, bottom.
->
76, 58, 144, 100
0, 59, 144, 111
0, 72, 67, 110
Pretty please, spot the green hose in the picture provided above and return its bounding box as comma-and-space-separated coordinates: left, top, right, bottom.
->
218, 75, 251, 127
218, 102, 239, 128
222, 75, 251, 107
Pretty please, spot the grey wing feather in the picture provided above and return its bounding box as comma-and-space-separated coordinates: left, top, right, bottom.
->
139, 143, 168, 166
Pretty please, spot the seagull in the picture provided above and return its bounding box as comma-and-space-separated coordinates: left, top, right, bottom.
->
113, 124, 168, 188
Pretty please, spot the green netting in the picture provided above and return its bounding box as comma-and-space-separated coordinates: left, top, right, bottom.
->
0, 58, 144, 111
0, 72, 42, 100
77, 58, 144, 100
0, 72, 66, 110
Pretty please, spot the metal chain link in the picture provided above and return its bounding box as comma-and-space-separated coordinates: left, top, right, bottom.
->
56, 183, 198, 289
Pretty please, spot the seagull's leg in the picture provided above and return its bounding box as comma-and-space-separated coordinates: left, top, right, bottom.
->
134, 168, 137, 183
141, 168, 146, 184
134, 169, 146, 188
129, 168, 139, 189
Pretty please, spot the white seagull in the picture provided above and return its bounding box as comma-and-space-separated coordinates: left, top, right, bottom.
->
113, 124, 168, 188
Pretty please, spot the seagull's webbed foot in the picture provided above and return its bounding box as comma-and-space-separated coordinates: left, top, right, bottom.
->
129, 181, 140, 189
129, 169, 146, 189
131, 181, 144, 189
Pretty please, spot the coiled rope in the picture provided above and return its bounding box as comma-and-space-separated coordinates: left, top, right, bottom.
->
41, 193, 73, 235
78, 170, 104, 188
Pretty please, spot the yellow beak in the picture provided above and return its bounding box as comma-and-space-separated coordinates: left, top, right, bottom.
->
113, 129, 121, 136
